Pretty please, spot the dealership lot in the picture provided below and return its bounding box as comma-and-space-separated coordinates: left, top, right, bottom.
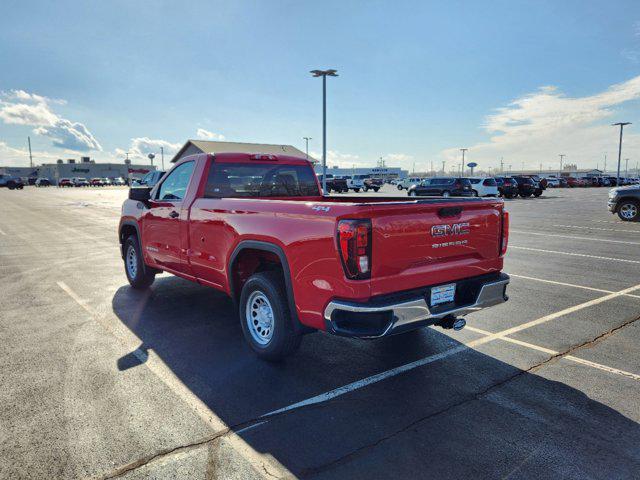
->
1, 186, 639, 479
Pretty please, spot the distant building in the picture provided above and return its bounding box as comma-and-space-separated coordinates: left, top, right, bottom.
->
507, 168, 604, 178
171, 140, 312, 163
1, 159, 156, 185
314, 165, 408, 179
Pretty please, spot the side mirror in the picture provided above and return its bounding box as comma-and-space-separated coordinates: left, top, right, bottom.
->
129, 186, 152, 202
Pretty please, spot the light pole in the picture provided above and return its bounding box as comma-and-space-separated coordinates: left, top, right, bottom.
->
310, 69, 338, 194
303, 137, 312, 160
559, 154, 565, 176
603, 153, 607, 174
500, 156, 504, 173
612, 122, 631, 187
460, 148, 468, 176
625, 158, 629, 178
442, 160, 446, 174
160, 146, 165, 170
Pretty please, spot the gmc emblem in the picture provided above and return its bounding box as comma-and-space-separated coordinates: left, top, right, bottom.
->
431, 222, 470, 237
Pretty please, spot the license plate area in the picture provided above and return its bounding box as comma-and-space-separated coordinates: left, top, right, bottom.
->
430, 283, 456, 306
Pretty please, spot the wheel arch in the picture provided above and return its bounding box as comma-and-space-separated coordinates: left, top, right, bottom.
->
228, 240, 306, 332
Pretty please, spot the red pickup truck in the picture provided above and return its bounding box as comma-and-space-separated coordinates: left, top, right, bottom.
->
119, 153, 510, 360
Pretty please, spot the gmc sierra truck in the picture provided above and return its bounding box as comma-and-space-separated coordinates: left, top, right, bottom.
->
119, 153, 510, 360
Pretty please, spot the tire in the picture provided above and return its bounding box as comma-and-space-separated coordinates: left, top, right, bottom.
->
504, 193, 514, 199
397, 185, 403, 190
239, 271, 302, 361
363, 186, 369, 192
353, 188, 360, 193
124, 235, 155, 289
409, 190, 417, 197
7, 181, 15, 190
533, 191, 542, 197
520, 192, 532, 198
373, 187, 379, 192
617, 200, 640, 221
442, 191, 450, 198
472, 190, 479, 197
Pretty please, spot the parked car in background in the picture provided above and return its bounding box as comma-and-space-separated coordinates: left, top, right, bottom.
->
58, 178, 73, 187
544, 178, 560, 188
608, 185, 640, 221
345, 174, 370, 193
90, 177, 104, 187
101, 178, 112, 186
35, 178, 51, 187
565, 176, 580, 188
467, 177, 499, 197
119, 152, 510, 359
512, 176, 537, 197
72, 177, 90, 187
408, 177, 474, 197
133, 170, 166, 188
363, 177, 383, 192
0, 174, 24, 190
317, 174, 348, 193
495, 177, 518, 198
110, 177, 126, 186
397, 177, 423, 190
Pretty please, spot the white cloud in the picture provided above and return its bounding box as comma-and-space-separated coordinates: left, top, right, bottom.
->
196, 128, 225, 141
0, 141, 60, 164
0, 90, 101, 152
115, 137, 182, 161
310, 150, 363, 168
441, 76, 640, 171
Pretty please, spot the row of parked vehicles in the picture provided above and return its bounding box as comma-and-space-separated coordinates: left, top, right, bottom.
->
399, 176, 546, 199
57, 177, 128, 187
316, 174, 384, 193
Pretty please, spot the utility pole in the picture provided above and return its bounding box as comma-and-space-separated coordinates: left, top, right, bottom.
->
442, 160, 446, 174
500, 156, 504, 173
604, 154, 607, 173
460, 148, 468, 176
430, 160, 433, 176
310, 69, 338, 194
28, 136, 33, 168
539, 163, 542, 173
303, 137, 312, 160
160, 146, 164, 170
559, 154, 565, 176
625, 158, 629, 177
612, 122, 631, 186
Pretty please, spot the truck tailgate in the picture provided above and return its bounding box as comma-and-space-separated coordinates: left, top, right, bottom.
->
367, 200, 504, 296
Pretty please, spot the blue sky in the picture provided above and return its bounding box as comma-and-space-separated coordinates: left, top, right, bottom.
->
1, 0, 639, 172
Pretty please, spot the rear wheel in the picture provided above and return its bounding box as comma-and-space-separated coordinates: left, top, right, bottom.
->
353, 188, 360, 193
472, 190, 479, 197
124, 235, 155, 289
442, 191, 451, 198
409, 190, 417, 197
373, 187, 379, 192
397, 185, 403, 190
618, 201, 640, 221
239, 271, 301, 361
363, 186, 369, 192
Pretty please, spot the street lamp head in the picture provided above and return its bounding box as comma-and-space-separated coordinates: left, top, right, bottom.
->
310, 69, 339, 77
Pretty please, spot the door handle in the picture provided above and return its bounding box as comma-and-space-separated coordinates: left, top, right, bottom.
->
169, 210, 179, 218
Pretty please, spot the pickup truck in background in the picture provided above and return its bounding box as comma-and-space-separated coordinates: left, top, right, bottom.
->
317, 174, 349, 193
119, 153, 510, 360
0, 174, 24, 190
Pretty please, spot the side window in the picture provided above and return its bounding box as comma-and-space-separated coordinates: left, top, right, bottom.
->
157, 161, 195, 201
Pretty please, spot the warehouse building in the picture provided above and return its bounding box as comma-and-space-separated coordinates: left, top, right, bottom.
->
314, 165, 408, 179
1, 157, 156, 185
171, 140, 312, 163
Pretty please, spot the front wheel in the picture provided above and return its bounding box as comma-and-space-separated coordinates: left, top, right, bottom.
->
472, 190, 479, 197
409, 190, 417, 197
239, 271, 302, 361
373, 187, 379, 192
124, 235, 155, 289
363, 186, 369, 192
618, 201, 640, 221
397, 185, 403, 190
353, 188, 360, 193
442, 191, 450, 198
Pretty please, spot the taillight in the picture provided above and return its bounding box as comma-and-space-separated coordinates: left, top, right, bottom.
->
337, 219, 372, 279
500, 210, 509, 256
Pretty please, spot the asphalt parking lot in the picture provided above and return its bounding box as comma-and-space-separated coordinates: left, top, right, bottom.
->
1, 185, 639, 479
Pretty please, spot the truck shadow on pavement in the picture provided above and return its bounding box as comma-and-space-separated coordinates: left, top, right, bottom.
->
111, 276, 640, 479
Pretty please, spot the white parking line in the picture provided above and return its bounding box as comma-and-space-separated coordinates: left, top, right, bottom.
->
466, 326, 640, 381
56, 281, 291, 476
0, 228, 6, 235
509, 246, 640, 264
510, 230, 640, 246
507, 273, 640, 299
262, 282, 640, 418
552, 224, 640, 234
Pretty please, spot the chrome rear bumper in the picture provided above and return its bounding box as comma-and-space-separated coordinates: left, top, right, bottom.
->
324, 273, 509, 338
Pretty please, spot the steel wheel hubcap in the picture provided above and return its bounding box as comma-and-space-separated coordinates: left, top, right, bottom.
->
126, 245, 137, 278
620, 204, 637, 219
246, 291, 274, 345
